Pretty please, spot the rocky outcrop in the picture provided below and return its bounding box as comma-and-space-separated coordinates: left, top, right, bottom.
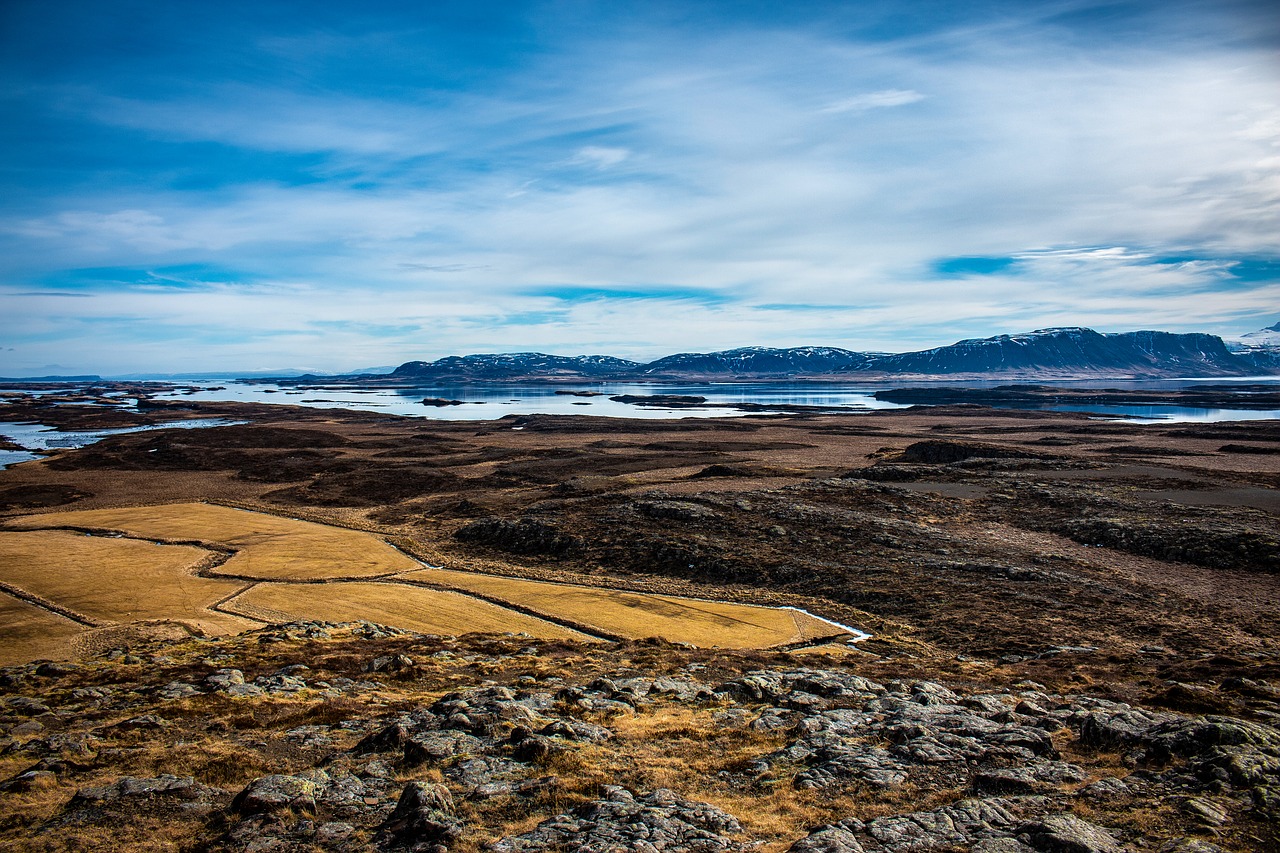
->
6, 626, 1279, 851
454, 517, 581, 556
490, 786, 749, 851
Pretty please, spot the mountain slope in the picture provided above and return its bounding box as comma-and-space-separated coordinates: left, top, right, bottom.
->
1225, 322, 1280, 372
635, 346, 870, 377
844, 327, 1255, 378
358, 328, 1269, 384
389, 353, 640, 380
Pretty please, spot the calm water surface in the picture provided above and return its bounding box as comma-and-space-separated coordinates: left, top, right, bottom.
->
142, 378, 1280, 423
2, 377, 1278, 470
0, 418, 242, 469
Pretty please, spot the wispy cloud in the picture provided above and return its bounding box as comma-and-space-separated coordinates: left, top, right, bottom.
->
570, 146, 631, 169
0, 0, 1277, 373
819, 89, 925, 113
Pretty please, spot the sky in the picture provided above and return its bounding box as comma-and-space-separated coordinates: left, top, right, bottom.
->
1, 0, 1278, 375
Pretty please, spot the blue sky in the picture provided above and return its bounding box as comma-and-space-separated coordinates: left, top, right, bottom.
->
1, 0, 1278, 374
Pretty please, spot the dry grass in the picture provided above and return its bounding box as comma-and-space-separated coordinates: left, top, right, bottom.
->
0, 591, 85, 665
223, 580, 596, 641
10, 502, 421, 580
583, 702, 856, 851
4, 503, 849, 664
400, 567, 850, 648
0, 529, 255, 642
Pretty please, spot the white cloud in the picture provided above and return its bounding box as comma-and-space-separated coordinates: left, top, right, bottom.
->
570, 146, 631, 169
3, 3, 1279, 372
819, 89, 925, 113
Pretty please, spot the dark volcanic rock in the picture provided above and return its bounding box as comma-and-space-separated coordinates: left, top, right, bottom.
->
789, 797, 1023, 852
490, 786, 747, 852
1018, 813, 1125, 853
0, 483, 90, 510
231, 771, 330, 815
609, 394, 709, 407
1051, 517, 1280, 572
896, 440, 1045, 464
455, 517, 581, 556
377, 781, 462, 851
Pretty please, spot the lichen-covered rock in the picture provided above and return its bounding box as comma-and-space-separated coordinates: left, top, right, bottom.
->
788, 825, 865, 852
231, 771, 329, 815
1017, 814, 1125, 853
490, 786, 747, 852
59, 774, 225, 824
376, 781, 462, 852
789, 799, 1020, 853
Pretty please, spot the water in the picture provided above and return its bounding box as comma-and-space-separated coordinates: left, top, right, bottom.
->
141, 380, 907, 420
2, 377, 1279, 456
131, 377, 1280, 423
1037, 404, 1280, 423
0, 418, 242, 469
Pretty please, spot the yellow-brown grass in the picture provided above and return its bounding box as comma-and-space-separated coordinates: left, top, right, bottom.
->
0, 529, 255, 640
10, 502, 421, 580
0, 590, 86, 665
223, 580, 595, 641
400, 567, 849, 648
4, 503, 850, 661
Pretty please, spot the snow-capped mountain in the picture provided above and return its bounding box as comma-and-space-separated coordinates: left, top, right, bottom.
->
1225, 322, 1280, 352
389, 353, 641, 380
319, 327, 1273, 384
1224, 321, 1280, 372
636, 346, 870, 377
842, 327, 1255, 378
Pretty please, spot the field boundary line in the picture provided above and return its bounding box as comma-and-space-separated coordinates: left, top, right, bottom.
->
384, 577, 622, 643
0, 580, 106, 628
386, 539, 870, 647
208, 583, 268, 625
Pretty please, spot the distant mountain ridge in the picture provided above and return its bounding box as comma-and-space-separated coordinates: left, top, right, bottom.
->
391, 353, 640, 380
1225, 321, 1280, 372
277, 325, 1277, 384
634, 346, 868, 378
845, 327, 1253, 378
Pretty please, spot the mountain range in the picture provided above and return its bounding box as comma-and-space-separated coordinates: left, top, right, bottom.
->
356, 325, 1277, 383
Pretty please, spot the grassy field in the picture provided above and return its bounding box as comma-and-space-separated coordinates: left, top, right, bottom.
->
9, 503, 421, 580
0, 592, 87, 665
2, 502, 855, 660
222, 581, 594, 641
400, 567, 849, 648
0, 529, 256, 639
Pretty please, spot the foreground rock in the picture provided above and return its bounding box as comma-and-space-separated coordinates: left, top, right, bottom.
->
490, 786, 748, 852
1, 626, 1277, 851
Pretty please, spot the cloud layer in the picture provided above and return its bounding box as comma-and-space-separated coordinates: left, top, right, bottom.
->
1, 0, 1277, 374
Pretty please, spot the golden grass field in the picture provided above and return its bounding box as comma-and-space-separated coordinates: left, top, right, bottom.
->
7, 502, 421, 580
0, 591, 87, 665
221, 581, 593, 641
401, 567, 849, 648
0, 502, 858, 662
0, 529, 259, 663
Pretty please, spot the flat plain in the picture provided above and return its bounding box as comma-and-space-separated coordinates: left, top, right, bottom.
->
3, 501, 857, 652
7, 502, 421, 580
400, 566, 848, 647
1, 391, 1279, 851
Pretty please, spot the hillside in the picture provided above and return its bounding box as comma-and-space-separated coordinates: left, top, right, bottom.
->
848, 327, 1255, 378
634, 346, 869, 378
1226, 321, 1280, 372
388, 354, 640, 381
343, 327, 1268, 385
